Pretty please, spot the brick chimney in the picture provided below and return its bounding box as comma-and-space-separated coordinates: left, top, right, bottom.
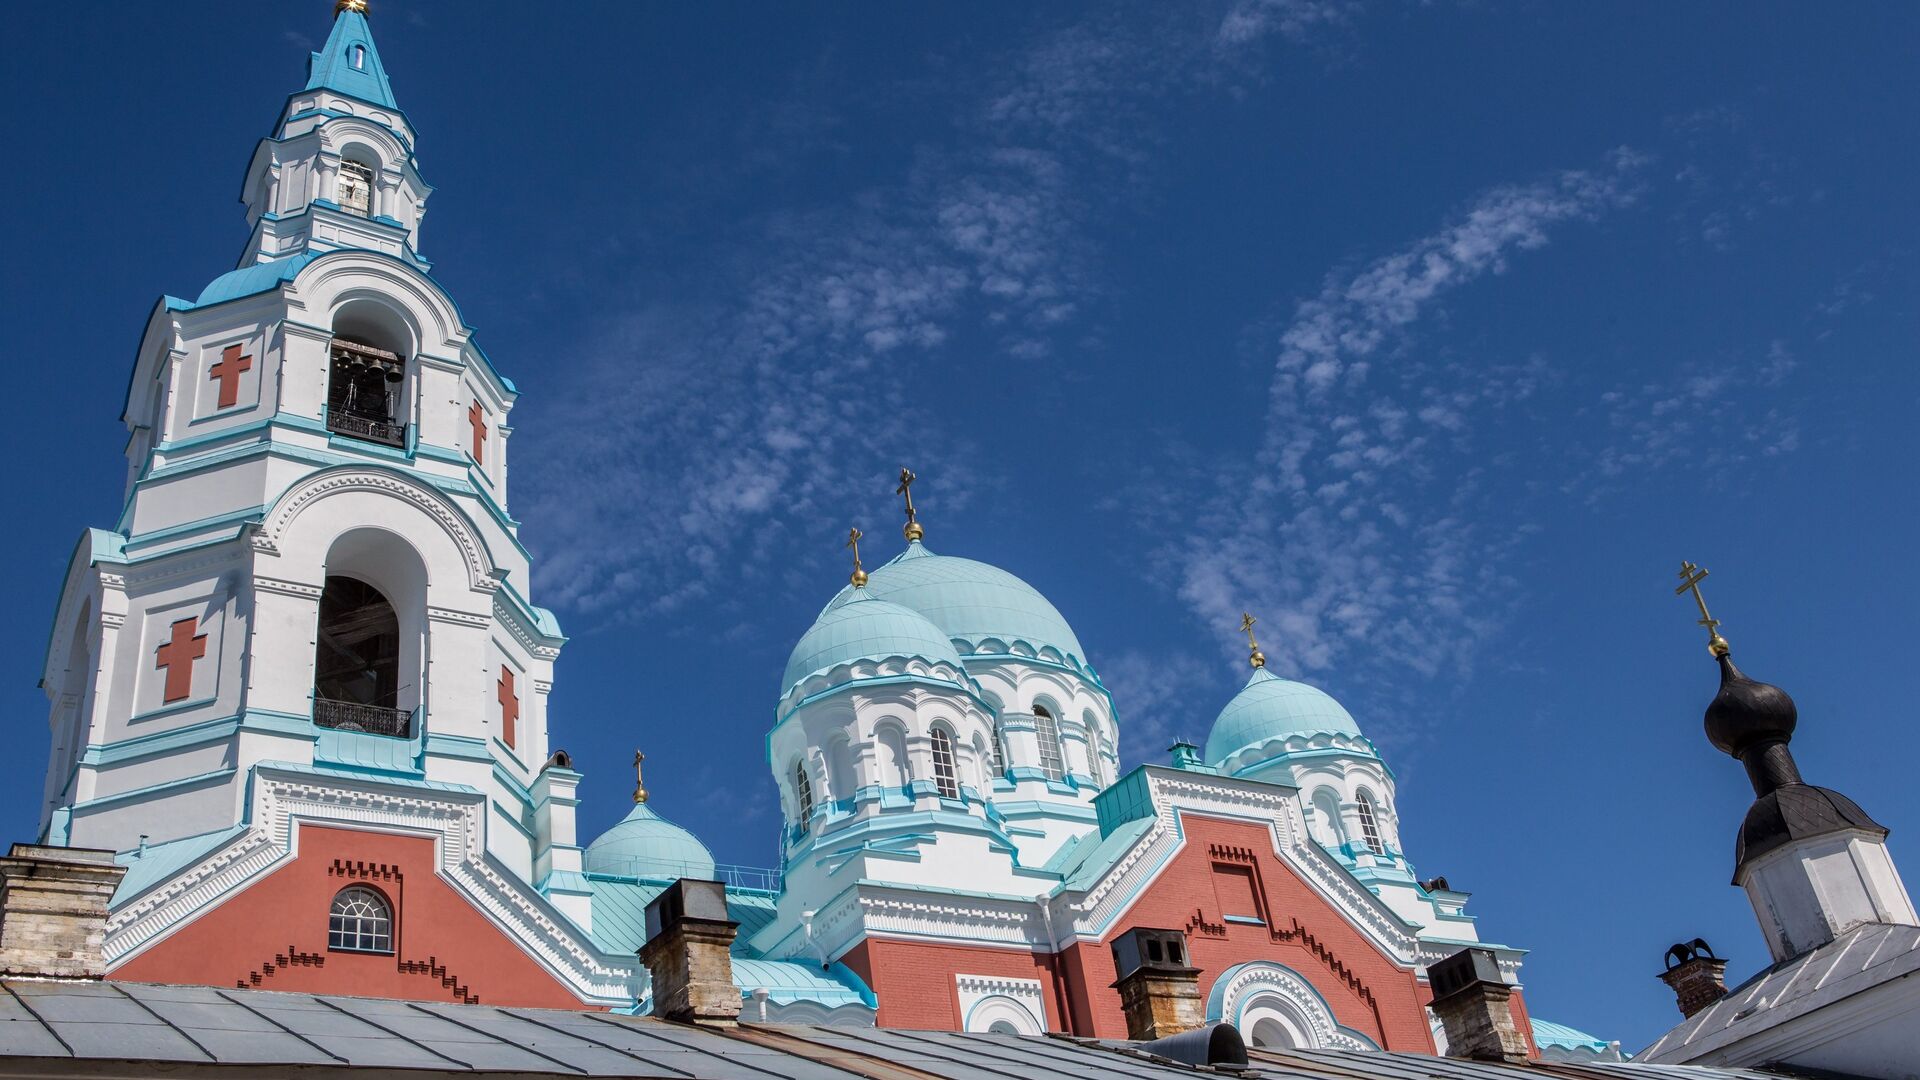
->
1111, 928, 1203, 1041
1427, 947, 1530, 1064
0, 845, 126, 979
1658, 939, 1728, 1019
639, 878, 740, 1026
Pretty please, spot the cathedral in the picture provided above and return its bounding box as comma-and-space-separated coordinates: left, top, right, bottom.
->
25, 5, 1916, 1075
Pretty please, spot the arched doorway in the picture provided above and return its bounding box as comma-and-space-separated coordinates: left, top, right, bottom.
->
313, 575, 407, 736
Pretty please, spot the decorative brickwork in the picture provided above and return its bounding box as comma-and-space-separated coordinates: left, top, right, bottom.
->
239, 945, 326, 988
398, 956, 480, 1004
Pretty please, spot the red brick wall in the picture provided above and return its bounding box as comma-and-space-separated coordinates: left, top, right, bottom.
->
112, 823, 587, 1008
838, 812, 1446, 1052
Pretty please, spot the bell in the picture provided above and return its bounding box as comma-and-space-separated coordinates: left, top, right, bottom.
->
384, 366, 404, 383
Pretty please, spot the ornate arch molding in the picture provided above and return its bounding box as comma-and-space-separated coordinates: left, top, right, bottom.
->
1208, 961, 1379, 1052
252, 467, 500, 593
290, 250, 468, 354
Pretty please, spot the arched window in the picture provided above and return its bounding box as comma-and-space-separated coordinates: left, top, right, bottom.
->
337, 158, 374, 217
1032, 705, 1064, 782
328, 886, 392, 953
349, 44, 367, 70
1084, 715, 1104, 786
929, 727, 959, 799
876, 724, 910, 790
988, 720, 1005, 776
826, 736, 855, 802
1311, 788, 1345, 848
794, 762, 814, 824
313, 576, 408, 737
1355, 792, 1383, 853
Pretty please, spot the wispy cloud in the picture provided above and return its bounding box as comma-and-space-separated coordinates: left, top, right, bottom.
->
520, 5, 1360, 626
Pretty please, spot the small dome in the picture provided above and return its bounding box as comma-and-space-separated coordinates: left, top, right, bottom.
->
1205, 668, 1362, 766
1704, 653, 1797, 760
583, 802, 716, 881
856, 542, 1089, 671
781, 589, 966, 697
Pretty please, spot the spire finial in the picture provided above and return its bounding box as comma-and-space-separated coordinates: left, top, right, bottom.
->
334, 0, 369, 17
1239, 612, 1267, 669
1675, 561, 1731, 658
847, 527, 868, 588
631, 749, 648, 804
896, 468, 923, 542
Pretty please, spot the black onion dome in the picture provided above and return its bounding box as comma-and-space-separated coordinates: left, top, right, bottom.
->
1704, 654, 1797, 759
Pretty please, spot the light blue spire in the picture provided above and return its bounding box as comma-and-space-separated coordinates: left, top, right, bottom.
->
305, 7, 397, 109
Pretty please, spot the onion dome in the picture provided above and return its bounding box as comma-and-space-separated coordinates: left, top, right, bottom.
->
1204, 667, 1362, 766
781, 588, 966, 698
1701, 652, 1886, 876
583, 802, 716, 881
855, 542, 1089, 672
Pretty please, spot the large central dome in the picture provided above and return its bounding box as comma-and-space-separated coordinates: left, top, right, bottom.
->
849, 542, 1089, 672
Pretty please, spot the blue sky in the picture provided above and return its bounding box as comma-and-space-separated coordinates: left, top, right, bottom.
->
3, 0, 1917, 1052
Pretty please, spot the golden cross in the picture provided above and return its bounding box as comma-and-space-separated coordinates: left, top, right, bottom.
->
1674, 561, 1730, 657
897, 468, 923, 541
847, 527, 868, 587
335, 0, 370, 15
1238, 612, 1267, 669
631, 749, 649, 804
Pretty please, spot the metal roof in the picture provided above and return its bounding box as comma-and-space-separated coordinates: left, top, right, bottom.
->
0, 980, 1789, 1079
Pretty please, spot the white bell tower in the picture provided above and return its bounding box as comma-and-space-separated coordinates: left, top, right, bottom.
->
37, 1, 583, 910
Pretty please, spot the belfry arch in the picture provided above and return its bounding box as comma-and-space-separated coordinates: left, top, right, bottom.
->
311, 528, 427, 736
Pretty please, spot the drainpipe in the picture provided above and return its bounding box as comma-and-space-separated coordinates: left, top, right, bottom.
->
1037, 898, 1076, 1034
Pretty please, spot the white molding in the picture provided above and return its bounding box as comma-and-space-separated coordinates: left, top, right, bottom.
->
957, 973, 1046, 1034
253, 469, 498, 594
1218, 961, 1376, 1051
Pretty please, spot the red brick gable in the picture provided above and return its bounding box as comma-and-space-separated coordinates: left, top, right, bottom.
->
112, 824, 586, 1009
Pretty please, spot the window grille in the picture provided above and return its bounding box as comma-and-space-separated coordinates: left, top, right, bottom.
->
794, 763, 813, 824
1033, 707, 1064, 782
930, 728, 959, 799
328, 886, 392, 953
338, 159, 374, 217
1356, 792, 1383, 853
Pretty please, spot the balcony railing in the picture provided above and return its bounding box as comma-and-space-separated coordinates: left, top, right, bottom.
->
325, 410, 408, 449
314, 697, 412, 738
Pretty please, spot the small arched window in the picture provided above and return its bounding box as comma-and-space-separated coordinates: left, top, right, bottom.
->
328, 886, 392, 953
1355, 792, 1383, 853
988, 720, 1005, 776
929, 727, 959, 799
794, 762, 814, 824
350, 44, 367, 70
1033, 705, 1064, 782
1085, 716, 1104, 786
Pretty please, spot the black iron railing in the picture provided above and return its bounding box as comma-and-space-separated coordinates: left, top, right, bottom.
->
314, 697, 412, 738
325, 411, 408, 449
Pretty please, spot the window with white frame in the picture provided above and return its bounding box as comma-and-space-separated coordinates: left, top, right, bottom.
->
328, 886, 392, 953
1085, 716, 1104, 785
794, 762, 814, 824
338, 159, 374, 217
1033, 706, 1065, 782
930, 727, 959, 799
1355, 791, 1383, 853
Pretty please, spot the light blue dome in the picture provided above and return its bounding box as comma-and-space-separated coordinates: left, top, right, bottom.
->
781, 588, 966, 696
857, 542, 1088, 670
583, 802, 716, 881
1204, 667, 1362, 766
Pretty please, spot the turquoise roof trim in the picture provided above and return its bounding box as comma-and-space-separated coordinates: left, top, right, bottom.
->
1205, 667, 1362, 765
1531, 1018, 1615, 1054
191, 253, 321, 308
781, 589, 965, 696
305, 11, 397, 109
111, 826, 248, 908
851, 542, 1090, 672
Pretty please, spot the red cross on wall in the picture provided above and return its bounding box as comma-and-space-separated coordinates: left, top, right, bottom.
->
467, 401, 488, 465
155, 618, 208, 704
208, 344, 253, 409
497, 666, 518, 748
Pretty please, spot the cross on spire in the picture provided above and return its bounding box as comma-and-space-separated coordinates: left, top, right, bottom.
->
1238, 611, 1267, 669
208, 344, 252, 410
632, 750, 649, 804
496, 666, 518, 748
155, 618, 208, 704
468, 401, 487, 465
1674, 560, 1731, 658
896, 468, 923, 542
847, 526, 868, 588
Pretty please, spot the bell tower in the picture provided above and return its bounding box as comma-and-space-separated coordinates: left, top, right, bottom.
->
38, 0, 581, 915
